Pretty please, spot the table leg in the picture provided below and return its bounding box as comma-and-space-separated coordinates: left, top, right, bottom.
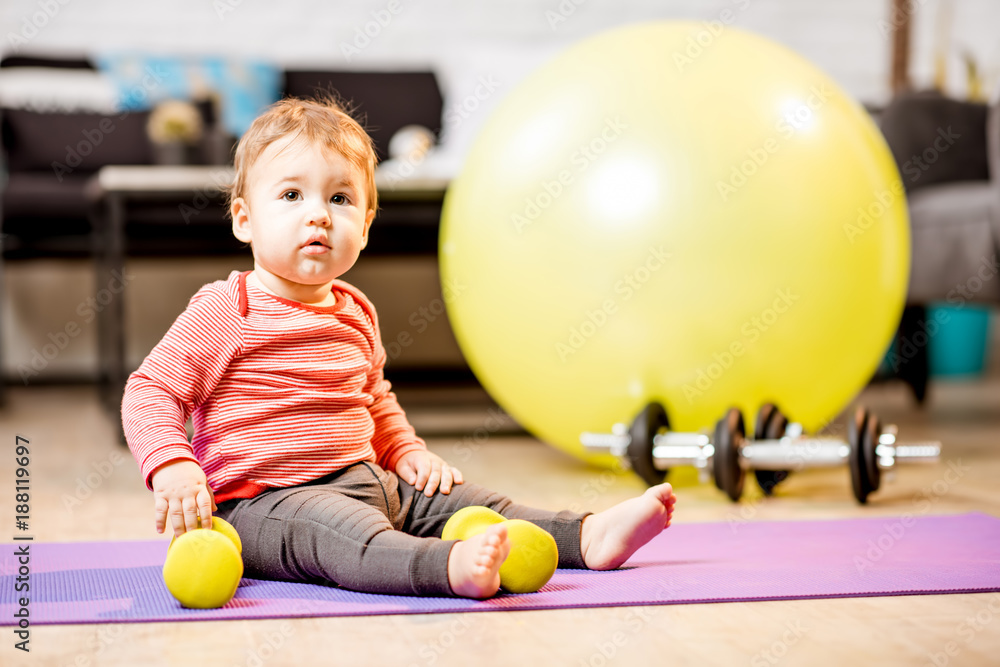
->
96, 193, 127, 420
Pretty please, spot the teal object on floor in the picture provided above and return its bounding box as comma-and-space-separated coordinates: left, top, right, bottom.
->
927, 304, 992, 377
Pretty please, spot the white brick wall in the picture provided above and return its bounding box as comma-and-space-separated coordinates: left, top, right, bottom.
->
2, 0, 998, 161
1, 0, 997, 379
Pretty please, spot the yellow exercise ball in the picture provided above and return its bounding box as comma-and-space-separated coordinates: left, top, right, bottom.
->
440, 22, 909, 467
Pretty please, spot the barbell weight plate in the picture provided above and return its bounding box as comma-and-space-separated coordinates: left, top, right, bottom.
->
753, 403, 791, 496
627, 402, 670, 487
848, 406, 874, 504
753, 403, 776, 440
713, 410, 730, 493
863, 411, 882, 492
713, 407, 746, 502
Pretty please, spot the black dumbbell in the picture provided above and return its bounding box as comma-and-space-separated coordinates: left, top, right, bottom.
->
627, 402, 671, 487
847, 405, 881, 504
580, 402, 714, 487
581, 404, 751, 500
712, 407, 745, 502
581, 403, 941, 504
753, 403, 790, 496
722, 404, 940, 503
739, 404, 883, 503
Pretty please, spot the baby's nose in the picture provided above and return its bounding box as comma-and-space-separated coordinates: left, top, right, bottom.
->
308, 206, 332, 226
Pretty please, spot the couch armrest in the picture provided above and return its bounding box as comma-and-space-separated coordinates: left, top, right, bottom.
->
879, 90, 989, 193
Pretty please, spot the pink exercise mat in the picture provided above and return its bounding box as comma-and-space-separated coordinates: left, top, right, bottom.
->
2, 512, 997, 625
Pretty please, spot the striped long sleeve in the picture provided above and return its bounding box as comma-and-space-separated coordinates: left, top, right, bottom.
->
122, 270, 427, 503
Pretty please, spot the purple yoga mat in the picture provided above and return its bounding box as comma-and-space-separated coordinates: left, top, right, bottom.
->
2, 512, 998, 625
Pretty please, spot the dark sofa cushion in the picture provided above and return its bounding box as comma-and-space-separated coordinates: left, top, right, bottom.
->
282, 71, 443, 160
0, 54, 94, 69
879, 90, 989, 192
1, 171, 93, 218
2, 107, 154, 174
1, 171, 94, 258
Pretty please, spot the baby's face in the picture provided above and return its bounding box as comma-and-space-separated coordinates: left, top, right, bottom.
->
232, 136, 375, 293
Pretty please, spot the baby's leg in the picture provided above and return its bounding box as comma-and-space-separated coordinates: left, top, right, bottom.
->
215, 462, 506, 598
579, 483, 676, 570
398, 476, 675, 571
398, 477, 592, 568
448, 523, 510, 598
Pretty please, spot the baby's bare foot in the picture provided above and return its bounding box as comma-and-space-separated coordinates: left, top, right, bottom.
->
447, 523, 510, 598
580, 483, 676, 570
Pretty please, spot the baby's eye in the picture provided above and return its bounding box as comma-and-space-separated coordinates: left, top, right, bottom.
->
331, 194, 348, 205
282, 191, 300, 201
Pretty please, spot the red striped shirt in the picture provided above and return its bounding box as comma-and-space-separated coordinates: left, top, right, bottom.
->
121, 270, 426, 503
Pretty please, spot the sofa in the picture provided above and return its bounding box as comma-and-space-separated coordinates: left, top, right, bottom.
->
878, 90, 1000, 401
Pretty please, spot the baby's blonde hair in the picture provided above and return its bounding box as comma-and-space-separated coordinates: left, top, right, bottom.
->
229, 95, 378, 214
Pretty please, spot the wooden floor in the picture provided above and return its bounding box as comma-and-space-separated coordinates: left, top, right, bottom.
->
1, 373, 999, 667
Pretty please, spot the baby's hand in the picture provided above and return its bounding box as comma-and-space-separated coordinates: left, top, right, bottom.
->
396, 450, 464, 497
150, 460, 217, 537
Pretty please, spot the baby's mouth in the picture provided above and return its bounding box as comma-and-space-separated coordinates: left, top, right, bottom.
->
302, 234, 331, 248
302, 238, 331, 254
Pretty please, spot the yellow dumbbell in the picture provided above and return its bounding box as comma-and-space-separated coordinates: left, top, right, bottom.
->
163, 516, 243, 609
443, 506, 558, 594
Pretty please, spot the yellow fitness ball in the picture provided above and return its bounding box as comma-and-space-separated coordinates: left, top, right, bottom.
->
443, 507, 559, 593
163, 518, 243, 609
440, 22, 909, 467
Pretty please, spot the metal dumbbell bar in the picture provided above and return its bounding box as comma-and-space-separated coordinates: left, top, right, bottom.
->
580, 403, 941, 504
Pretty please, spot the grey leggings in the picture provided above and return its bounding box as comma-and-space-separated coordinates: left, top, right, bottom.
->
214, 461, 590, 597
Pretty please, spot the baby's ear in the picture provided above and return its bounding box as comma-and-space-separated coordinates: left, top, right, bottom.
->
231, 198, 253, 244
360, 208, 376, 248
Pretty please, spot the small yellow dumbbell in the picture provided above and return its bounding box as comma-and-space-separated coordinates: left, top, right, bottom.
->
442, 506, 558, 594
163, 516, 243, 609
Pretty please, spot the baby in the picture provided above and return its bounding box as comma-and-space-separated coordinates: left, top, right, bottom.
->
122, 96, 676, 598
